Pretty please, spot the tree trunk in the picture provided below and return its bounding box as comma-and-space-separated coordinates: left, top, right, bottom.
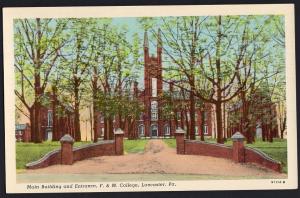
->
108, 117, 114, 140
262, 124, 266, 141
34, 94, 42, 143
74, 102, 81, 141
200, 109, 205, 141
269, 117, 273, 143
33, 18, 42, 143
33, 76, 42, 143
74, 83, 81, 141
216, 101, 224, 144
280, 103, 286, 139
190, 86, 196, 140
52, 93, 58, 141
184, 109, 190, 139
29, 108, 35, 142
241, 91, 253, 144
93, 105, 98, 143
104, 117, 108, 140
215, 16, 224, 144
180, 111, 184, 129
174, 110, 178, 129
89, 105, 93, 141
128, 118, 137, 140
280, 117, 286, 139
223, 100, 226, 140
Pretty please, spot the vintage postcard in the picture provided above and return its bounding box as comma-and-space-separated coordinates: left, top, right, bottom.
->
3, 4, 297, 193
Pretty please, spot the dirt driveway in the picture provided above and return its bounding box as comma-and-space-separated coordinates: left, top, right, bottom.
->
24, 139, 286, 179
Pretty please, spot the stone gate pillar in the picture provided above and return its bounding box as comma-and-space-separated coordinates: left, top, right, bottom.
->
114, 128, 124, 155
60, 134, 74, 165
175, 127, 185, 154
231, 132, 245, 163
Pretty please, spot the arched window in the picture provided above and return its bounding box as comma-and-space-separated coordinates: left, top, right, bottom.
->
152, 78, 157, 97
204, 125, 208, 134
139, 113, 144, 121
164, 124, 170, 136
151, 101, 158, 121
195, 126, 199, 135
151, 101, 158, 110
47, 110, 53, 127
150, 124, 158, 137
138, 124, 145, 136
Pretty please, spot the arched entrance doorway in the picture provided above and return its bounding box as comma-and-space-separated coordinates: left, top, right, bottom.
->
150, 124, 158, 137
138, 124, 145, 137
164, 124, 170, 136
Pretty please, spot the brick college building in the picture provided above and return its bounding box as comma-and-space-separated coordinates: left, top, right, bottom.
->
98, 29, 213, 138
15, 29, 213, 141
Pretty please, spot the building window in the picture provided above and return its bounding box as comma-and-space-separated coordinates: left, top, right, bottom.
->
151, 101, 158, 121
138, 124, 145, 136
151, 112, 158, 120
150, 124, 158, 137
187, 113, 190, 121
47, 110, 53, 127
204, 125, 208, 135
100, 115, 104, 123
164, 124, 170, 136
101, 128, 104, 136
152, 78, 157, 97
139, 113, 144, 121
151, 101, 158, 110
195, 126, 198, 135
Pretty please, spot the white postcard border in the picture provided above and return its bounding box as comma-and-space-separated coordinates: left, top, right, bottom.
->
3, 4, 297, 193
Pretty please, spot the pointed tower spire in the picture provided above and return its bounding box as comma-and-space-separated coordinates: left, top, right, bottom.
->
157, 28, 162, 65
157, 28, 162, 48
144, 30, 149, 48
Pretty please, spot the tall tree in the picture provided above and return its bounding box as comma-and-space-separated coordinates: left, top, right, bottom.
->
91, 24, 142, 140
59, 19, 95, 141
141, 16, 275, 143
14, 18, 68, 142
87, 19, 112, 142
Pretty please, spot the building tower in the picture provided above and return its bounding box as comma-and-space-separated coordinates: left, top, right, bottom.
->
143, 29, 163, 137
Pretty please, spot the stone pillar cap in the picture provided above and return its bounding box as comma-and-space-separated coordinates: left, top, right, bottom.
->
175, 127, 185, 134
231, 132, 245, 141
60, 134, 75, 143
114, 128, 124, 135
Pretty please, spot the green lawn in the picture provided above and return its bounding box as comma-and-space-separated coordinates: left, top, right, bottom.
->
124, 139, 149, 153
245, 139, 287, 173
164, 137, 287, 173
16, 141, 91, 169
163, 138, 176, 148
16, 139, 149, 170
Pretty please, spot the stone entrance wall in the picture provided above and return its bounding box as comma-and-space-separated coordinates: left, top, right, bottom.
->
26, 130, 124, 169
175, 129, 282, 172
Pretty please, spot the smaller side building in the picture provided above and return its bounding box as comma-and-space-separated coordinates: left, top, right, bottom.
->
15, 123, 31, 142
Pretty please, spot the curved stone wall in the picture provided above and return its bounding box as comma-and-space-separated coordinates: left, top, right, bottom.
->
245, 147, 282, 172
175, 131, 282, 173
26, 149, 61, 169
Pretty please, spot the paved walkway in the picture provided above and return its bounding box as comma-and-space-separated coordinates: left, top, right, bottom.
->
18, 140, 286, 182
